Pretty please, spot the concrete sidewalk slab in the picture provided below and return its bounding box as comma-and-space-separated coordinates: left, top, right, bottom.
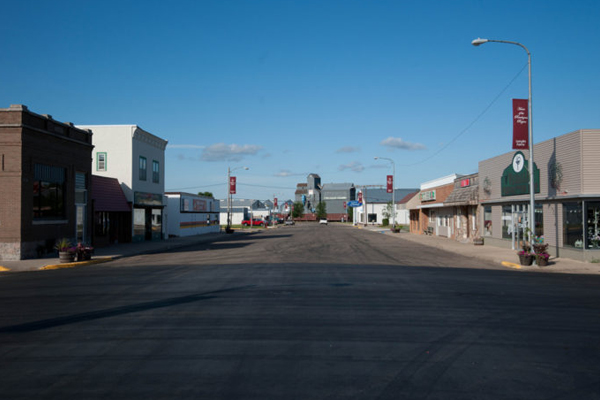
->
360, 225, 600, 275
0, 231, 245, 273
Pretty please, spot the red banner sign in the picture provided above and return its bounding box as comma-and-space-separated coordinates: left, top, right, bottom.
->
460, 178, 471, 188
387, 175, 393, 193
358, 192, 363, 203
229, 176, 236, 194
513, 99, 529, 150
274, 198, 278, 208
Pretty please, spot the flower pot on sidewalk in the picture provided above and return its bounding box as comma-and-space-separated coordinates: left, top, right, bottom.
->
518, 253, 534, 266
59, 251, 75, 263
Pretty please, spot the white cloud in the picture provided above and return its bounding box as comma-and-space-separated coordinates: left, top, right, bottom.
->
380, 137, 426, 151
168, 144, 206, 149
336, 146, 360, 153
201, 143, 263, 162
274, 169, 303, 177
338, 161, 365, 172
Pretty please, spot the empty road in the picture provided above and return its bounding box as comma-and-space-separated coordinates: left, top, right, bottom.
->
1, 224, 600, 399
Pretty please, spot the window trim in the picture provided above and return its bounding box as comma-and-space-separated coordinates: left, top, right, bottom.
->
139, 156, 147, 181
152, 160, 160, 184
97, 152, 107, 171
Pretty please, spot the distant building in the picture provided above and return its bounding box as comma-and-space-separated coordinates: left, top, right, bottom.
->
321, 183, 356, 217
77, 124, 168, 242
0, 105, 93, 260
165, 192, 220, 237
355, 188, 419, 225
410, 174, 462, 236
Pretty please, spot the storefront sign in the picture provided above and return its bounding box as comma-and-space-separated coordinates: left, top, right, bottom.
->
460, 178, 471, 187
513, 99, 529, 150
134, 191, 163, 206
501, 152, 540, 196
387, 175, 393, 193
420, 190, 436, 202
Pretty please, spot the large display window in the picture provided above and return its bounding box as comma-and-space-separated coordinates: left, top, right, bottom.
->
563, 202, 583, 248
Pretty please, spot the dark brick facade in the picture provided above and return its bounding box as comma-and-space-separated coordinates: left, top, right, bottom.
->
0, 105, 93, 260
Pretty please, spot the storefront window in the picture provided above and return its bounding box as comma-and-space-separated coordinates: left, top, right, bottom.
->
152, 209, 162, 240
586, 202, 600, 249
33, 164, 65, 220
534, 204, 544, 238
563, 202, 583, 248
133, 208, 145, 241
483, 206, 492, 237
502, 205, 513, 239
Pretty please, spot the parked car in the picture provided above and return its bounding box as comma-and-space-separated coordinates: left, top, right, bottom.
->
319, 219, 328, 225
242, 218, 266, 227
284, 219, 295, 226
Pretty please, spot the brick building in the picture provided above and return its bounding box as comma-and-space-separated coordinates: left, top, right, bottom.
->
0, 105, 93, 260
410, 174, 460, 236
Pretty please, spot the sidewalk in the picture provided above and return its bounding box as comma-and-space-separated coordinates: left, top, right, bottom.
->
360, 225, 600, 275
0, 231, 234, 273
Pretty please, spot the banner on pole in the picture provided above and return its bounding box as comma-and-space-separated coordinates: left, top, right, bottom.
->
387, 175, 393, 193
229, 176, 236, 194
513, 99, 529, 150
274, 197, 278, 208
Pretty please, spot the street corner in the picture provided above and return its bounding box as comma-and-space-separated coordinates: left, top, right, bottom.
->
40, 257, 114, 271
501, 261, 522, 270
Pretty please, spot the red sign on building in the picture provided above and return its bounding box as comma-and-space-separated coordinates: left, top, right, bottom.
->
229, 176, 236, 194
387, 175, 393, 193
513, 99, 529, 150
274, 197, 278, 208
358, 192, 363, 203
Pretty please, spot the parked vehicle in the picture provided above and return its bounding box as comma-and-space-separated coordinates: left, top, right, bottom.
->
319, 219, 328, 225
242, 218, 266, 227
284, 219, 295, 226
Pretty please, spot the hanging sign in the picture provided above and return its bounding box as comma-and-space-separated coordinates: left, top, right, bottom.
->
387, 175, 393, 193
229, 176, 236, 194
274, 197, 278, 208
513, 99, 529, 150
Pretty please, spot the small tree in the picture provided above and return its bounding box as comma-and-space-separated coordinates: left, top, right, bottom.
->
382, 201, 396, 226
198, 191, 214, 198
292, 201, 305, 218
315, 201, 327, 220
347, 207, 353, 223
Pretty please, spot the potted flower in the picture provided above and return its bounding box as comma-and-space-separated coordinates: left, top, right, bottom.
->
536, 252, 550, 267
75, 242, 94, 261
517, 242, 534, 266
54, 238, 75, 263
532, 236, 550, 267
391, 224, 402, 233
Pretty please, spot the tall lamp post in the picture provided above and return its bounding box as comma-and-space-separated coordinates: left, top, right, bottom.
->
472, 37, 535, 243
374, 156, 396, 227
227, 166, 249, 231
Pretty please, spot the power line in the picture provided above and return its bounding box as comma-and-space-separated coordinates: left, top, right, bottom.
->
399, 62, 528, 167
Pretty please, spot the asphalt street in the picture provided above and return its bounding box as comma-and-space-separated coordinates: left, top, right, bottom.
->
1, 224, 600, 399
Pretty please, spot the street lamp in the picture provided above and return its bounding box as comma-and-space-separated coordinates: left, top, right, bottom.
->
227, 166, 249, 231
374, 156, 396, 227
472, 37, 535, 244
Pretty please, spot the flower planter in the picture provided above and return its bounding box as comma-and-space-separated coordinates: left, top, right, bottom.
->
537, 257, 549, 267
518, 254, 533, 266
59, 251, 75, 263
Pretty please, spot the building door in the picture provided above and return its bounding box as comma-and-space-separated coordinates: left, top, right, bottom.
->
145, 208, 152, 241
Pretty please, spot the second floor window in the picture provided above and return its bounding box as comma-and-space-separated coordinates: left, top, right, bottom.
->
139, 156, 147, 181
152, 160, 159, 183
97, 153, 107, 171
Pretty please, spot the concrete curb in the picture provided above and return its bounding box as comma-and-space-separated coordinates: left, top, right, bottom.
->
39, 257, 115, 271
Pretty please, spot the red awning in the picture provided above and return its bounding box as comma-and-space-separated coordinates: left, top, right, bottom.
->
91, 175, 131, 212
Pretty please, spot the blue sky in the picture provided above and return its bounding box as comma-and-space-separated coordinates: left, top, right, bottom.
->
2, 0, 599, 201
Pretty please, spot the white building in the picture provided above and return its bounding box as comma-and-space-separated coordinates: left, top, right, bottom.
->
77, 124, 168, 242
355, 188, 419, 225
165, 192, 220, 237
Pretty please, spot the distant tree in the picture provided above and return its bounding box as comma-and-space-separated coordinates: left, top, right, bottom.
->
382, 201, 396, 225
315, 201, 327, 220
292, 201, 304, 218
198, 191, 214, 198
